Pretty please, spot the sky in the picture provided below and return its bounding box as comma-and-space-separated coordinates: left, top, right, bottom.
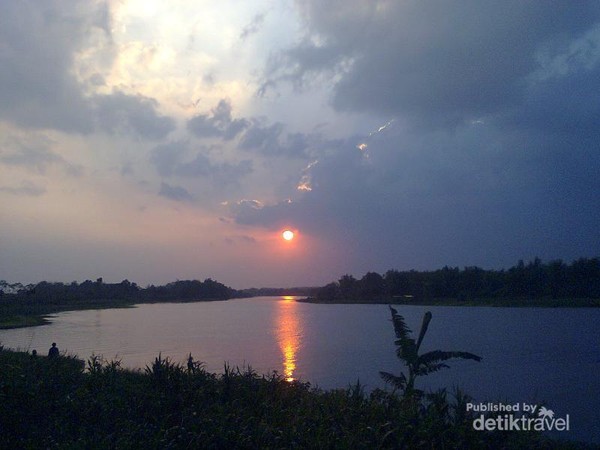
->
1, 1, 600, 289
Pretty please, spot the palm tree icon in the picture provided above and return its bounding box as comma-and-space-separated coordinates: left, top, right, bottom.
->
538, 406, 555, 419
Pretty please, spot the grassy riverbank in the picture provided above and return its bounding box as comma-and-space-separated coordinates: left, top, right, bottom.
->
0, 348, 589, 449
0, 277, 239, 330
0, 298, 137, 330
0, 296, 235, 330
0, 315, 51, 329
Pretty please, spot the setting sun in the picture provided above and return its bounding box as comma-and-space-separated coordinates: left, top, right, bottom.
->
282, 230, 295, 241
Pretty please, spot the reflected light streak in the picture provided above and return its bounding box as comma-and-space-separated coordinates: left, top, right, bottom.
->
275, 297, 302, 382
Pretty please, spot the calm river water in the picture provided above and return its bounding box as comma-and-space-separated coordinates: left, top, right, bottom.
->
1, 296, 599, 443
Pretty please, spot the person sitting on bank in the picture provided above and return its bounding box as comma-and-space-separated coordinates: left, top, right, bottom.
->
48, 343, 59, 358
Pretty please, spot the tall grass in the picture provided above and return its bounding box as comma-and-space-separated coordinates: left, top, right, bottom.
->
0, 348, 575, 449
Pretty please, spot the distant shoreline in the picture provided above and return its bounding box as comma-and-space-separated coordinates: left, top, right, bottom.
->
0, 297, 230, 331
297, 296, 600, 308
3, 295, 599, 331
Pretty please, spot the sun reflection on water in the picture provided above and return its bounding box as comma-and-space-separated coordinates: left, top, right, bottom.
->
276, 297, 302, 382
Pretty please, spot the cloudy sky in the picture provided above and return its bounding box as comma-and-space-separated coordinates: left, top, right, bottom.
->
1, 1, 599, 288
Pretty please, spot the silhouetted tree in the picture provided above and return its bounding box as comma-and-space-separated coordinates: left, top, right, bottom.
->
384, 270, 410, 297
360, 272, 385, 299
338, 274, 358, 300
316, 282, 339, 302
380, 306, 481, 396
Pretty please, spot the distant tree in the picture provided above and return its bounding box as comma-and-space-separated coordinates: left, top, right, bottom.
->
359, 272, 385, 299
546, 259, 567, 298
568, 257, 600, 298
431, 266, 460, 298
384, 270, 409, 297
316, 282, 339, 302
338, 274, 358, 300
457, 266, 485, 299
505, 259, 527, 297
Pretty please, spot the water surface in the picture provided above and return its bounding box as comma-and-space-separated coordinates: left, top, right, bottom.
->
1, 297, 598, 443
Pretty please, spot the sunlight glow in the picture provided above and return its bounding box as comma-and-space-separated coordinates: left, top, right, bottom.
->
369, 119, 394, 136
296, 160, 318, 191
276, 298, 301, 382
297, 180, 312, 191
282, 230, 294, 241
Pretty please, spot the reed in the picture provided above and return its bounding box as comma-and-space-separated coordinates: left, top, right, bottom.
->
0, 346, 571, 448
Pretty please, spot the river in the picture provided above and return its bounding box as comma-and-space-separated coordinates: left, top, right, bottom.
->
1, 296, 598, 443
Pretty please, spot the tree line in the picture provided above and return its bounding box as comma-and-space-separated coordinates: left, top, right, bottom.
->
0, 277, 238, 316
313, 257, 600, 303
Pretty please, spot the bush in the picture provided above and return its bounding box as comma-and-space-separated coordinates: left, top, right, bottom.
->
0, 349, 566, 448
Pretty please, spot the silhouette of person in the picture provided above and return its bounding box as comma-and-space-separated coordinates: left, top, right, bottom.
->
31, 349, 37, 358
48, 342, 59, 358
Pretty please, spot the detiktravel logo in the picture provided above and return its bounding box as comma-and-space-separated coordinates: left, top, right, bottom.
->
468, 402, 570, 432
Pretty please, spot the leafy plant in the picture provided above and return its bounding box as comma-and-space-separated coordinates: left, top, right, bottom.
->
145, 353, 184, 388
0, 348, 557, 448
380, 306, 482, 395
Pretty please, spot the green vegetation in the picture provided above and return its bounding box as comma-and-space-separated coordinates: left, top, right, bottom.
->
309, 257, 600, 306
0, 277, 238, 329
0, 347, 577, 449
4, 256, 599, 330
380, 307, 482, 396
0, 314, 50, 329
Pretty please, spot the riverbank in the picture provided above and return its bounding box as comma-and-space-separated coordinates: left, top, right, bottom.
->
0, 299, 137, 330
0, 347, 588, 449
0, 315, 51, 329
0, 277, 239, 330
298, 296, 600, 308
0, 297, 232, 330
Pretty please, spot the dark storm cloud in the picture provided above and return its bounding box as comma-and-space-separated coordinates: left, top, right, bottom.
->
150, 141, 253, 186
258, 42, 348, 96
94, 91, 176, 140
268, 1, 600, 127
187, 99, 249, 140
177, 156, 253, 182
187, 116, 220, 137
234, 117, 600, 271
0, 1, 175, 140
230, 199, 265, 219
188, 100, 310, 158
0, 0, 98, 133
158, 182, 194, 202
232, 1, 600, 271
238, 122, 284, 152
238, 121, 310, 158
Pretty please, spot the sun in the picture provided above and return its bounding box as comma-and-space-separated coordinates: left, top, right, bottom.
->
282, 230, 294, 241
